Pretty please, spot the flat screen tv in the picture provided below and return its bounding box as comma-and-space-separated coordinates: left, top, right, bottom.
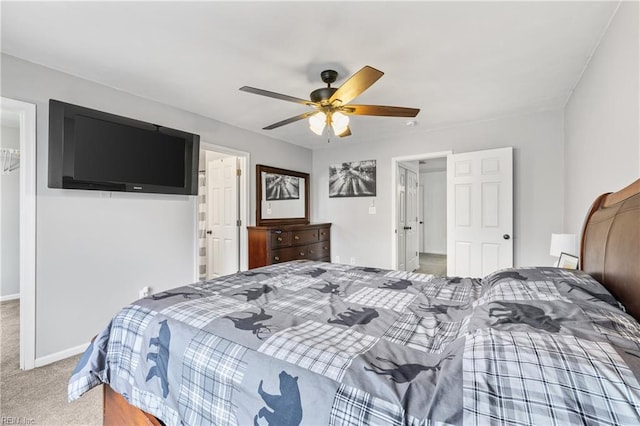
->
48, 99, 200, 195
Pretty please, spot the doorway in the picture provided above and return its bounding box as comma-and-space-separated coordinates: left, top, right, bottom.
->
1, 97, 36, 370
418, 158, 447, 275
196, 143, 249, 279
391, 151, 451, 273
392, 148, 513, 277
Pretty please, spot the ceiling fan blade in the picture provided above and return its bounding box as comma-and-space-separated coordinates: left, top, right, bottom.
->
338, 126, 352, 138
342, 104, 420, 117
240, 86, 317, 106
328, 66, 384, 106
263, 110, 319, 130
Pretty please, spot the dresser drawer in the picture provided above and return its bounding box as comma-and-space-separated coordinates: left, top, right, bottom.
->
272, 246, 308, 263
308, 241, 330, 260
318, 227, 330, 242
270, 231, 291, 247
248, 223, 331, 269
291, 229, 319, 245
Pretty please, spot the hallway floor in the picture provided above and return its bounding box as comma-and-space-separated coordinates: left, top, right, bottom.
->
415, 253, 447, 276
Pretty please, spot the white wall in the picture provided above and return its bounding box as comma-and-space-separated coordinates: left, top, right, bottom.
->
313, 109, 564, 270
564, 1, 639, 234
420, 170, 447, 254
1, 54, 312, 359
1, 125, 20, 298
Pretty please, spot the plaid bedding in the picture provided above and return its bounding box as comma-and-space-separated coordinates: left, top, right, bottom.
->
69, 261, 640, 425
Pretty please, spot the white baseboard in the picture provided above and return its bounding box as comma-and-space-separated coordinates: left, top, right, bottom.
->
34, 342, 89, 368
0, 293, 20, 302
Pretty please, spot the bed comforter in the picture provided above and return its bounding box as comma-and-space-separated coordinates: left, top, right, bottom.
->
69, 260, 640, 425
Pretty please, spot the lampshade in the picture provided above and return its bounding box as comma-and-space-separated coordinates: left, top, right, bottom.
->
331, 111, 349, 136
308, 111, 350, 137
549, 233, 577, 257
309, 112, 326, 135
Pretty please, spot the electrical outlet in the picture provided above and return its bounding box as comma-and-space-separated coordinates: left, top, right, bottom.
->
335, 255, 340, 263
350, 257, 356, 265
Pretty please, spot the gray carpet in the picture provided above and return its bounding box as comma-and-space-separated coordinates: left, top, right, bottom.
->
0, 299, 102, 425
415, 252, 447, 276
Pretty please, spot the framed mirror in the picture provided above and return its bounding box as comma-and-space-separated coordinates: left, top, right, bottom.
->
256, 165, 310, 226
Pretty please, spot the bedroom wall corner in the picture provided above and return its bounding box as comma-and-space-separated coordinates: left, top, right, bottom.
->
564, 1, 640, 235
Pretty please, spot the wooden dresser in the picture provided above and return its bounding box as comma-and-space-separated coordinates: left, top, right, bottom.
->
247, 223, 331, 269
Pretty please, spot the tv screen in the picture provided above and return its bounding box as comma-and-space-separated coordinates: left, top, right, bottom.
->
49, 100, 199, 195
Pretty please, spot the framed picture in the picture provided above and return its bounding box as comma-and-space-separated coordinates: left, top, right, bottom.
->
557, 252, 579, 269
264, 172, 300, 200
329, 160, 376, 198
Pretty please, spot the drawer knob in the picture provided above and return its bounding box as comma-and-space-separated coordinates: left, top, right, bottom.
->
294, 235, 300, 240
300, 252, 305, 256
274, 256, 280, 261
323, 246, 328, 250
310, 250, 314, 254
277, 237, 282, 241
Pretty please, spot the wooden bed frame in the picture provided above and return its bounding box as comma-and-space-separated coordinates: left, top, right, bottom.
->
102, 178, 640, 425
580, 178, 640, 321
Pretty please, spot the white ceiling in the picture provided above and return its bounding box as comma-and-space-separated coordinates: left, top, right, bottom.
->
1, 1, 619, 149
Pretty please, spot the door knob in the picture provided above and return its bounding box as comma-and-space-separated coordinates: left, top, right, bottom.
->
403, 226, 412, 230
206, 230, 212, 235
503, 234, 510, 240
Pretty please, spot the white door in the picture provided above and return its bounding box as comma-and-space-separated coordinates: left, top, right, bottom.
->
397, 165, 420, 272
419, 184, 425, 253
447, 147, 513, 277
405, 168, 419, 271
396, 166, 407, 271
207, 156, 239, 278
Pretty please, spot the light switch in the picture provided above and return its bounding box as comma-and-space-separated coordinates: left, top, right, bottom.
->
368, 206, 376, 214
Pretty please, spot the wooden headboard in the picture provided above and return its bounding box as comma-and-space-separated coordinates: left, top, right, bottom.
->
581, 178, 640, 320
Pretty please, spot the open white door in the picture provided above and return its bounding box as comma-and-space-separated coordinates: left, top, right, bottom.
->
419, 184, 425, 253
447, 147, 513, 277
207, 156, 239, 277
396, 166, 407, 271
406, 168, 419, 271
396, 164, 420, 272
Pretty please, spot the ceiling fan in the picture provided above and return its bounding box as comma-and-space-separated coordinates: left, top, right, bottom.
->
239, 66, 420, 138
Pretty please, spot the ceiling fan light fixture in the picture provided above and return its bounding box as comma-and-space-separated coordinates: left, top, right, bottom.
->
331, 111, 349, 136
309, 111, 327, 135
241, 65, 420, 138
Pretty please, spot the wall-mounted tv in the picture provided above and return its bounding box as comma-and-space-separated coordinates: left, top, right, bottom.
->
48, 99, 200, 195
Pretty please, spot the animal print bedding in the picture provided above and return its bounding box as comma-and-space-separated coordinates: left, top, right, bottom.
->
68, 260, 640, 425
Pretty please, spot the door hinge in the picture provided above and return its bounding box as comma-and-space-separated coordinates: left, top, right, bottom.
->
236, 168, 241, 176
236, 219, 242, 227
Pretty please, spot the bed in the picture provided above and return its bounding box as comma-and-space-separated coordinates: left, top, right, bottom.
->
69, 178, 640, 425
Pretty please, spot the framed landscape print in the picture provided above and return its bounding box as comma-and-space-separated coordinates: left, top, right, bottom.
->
264, 172, 300, 200
329, 160, 376, 198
